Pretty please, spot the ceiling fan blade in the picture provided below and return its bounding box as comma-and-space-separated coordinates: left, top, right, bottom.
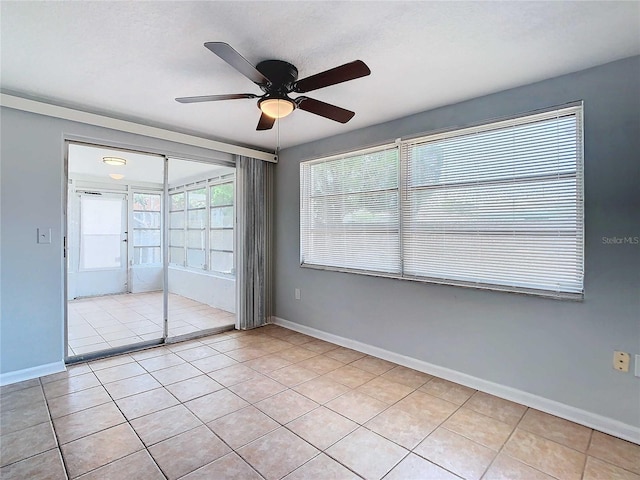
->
175, 93, 258, 103
293, 60, 371, 93
204, 42, 270, 86
296, 97, 355, 123
257, 112, 276, 131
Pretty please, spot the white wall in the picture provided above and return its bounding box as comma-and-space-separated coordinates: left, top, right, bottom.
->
168, 267, 235, 313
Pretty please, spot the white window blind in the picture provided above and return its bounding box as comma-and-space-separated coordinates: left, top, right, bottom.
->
300, 146, 400, 274
300, 105, 584, 298
402, 106, 583, 296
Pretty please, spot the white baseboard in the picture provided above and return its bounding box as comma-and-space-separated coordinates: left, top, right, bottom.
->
0, 361, 66, 387
272, 316, 640, 445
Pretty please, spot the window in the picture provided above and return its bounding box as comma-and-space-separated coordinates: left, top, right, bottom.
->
210, 182, 234, 274
132, 193, 162, 265
187, 188, 207, 269
301, 105, 584, 298
169, 192, 185, 266
168, 176, 235, 275
300, 146, 400, 274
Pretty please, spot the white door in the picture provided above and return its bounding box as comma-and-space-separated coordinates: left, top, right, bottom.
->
75, 193, 128, 297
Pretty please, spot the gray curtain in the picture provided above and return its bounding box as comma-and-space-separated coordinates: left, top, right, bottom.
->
236, 156, 273, 330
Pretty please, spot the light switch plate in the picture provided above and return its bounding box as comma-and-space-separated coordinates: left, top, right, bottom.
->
37, 227, 51, 244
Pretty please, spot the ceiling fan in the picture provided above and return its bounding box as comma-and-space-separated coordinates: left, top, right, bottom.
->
176, 42, 371, 131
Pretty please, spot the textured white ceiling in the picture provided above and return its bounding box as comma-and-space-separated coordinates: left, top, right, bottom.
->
1, 1, 639, 152
68, 144, 232, 185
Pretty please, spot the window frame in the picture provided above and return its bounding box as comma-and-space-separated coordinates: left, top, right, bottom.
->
300, 104, 584, 300
131, 191, 162, 266
209, 181, 235, 275
168, 174, 235, 277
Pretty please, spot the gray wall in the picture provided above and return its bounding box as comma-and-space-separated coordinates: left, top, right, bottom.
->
0, 107, 232, 374
274, 56, 640, 427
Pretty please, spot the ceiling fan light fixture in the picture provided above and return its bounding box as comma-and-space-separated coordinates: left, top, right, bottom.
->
103, 156, 127, 166
259, 98, 294, 119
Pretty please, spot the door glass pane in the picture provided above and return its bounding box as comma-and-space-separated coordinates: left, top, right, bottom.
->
133, 211, 161, 228
80, 196, 123, 269
167, 157, 237, 340
133, 230, 161, 246
134, 247, 161, 264
134, 193, 161, 211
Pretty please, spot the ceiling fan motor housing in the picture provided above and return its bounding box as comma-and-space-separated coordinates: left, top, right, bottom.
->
256, 60, 299, 94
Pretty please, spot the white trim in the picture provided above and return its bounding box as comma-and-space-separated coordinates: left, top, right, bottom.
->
0, 93, 277, 163
0, 361, 66, 386
272, 316, 640, 445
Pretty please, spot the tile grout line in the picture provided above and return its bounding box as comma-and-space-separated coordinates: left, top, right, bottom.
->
39, 376, 72, 480
7, 325, 637, 480
477, 406, 527, 480
83, 354, 171, 480
580, 428, 595, 480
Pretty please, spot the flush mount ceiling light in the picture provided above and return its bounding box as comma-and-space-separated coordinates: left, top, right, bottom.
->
109, 173, 125, 180
258, 97, 295, 119
102, 156, 126, 166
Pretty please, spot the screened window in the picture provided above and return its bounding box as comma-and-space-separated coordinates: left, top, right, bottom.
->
210, 182, 234, 274
168, 177, 235, 275
132, 193, 161, 265
300, 105, 584, 298
169, 192, 185, 266
187, 188, 207, 269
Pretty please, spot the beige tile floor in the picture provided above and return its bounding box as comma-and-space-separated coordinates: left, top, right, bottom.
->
68, 293, 235, 356
1, 325, 639, 479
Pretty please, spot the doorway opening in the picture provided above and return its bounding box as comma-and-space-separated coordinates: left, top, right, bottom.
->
65, 142, 236, 361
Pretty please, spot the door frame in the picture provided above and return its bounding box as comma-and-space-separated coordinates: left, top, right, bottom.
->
64, 140, 168, 362
63, 139, 237, 363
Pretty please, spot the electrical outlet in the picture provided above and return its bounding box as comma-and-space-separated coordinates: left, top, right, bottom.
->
295, 288, 301, 300
613, 351, 630, 372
